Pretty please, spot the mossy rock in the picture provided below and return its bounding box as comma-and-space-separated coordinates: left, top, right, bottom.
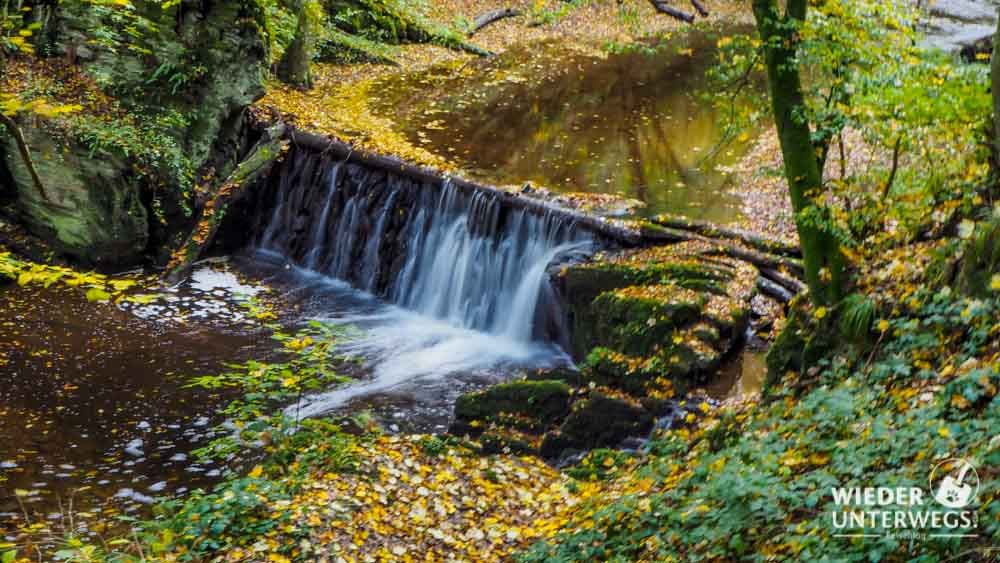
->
524, 366, 586, 387
562, 244, 756, 359
539, 391, 653, 458
2, 124, 151, 267
478, 428, 541, 456
581, 347, 664, 397
764, 296, 835, 393
586, 283, 705, 356
453, 380, 572, 430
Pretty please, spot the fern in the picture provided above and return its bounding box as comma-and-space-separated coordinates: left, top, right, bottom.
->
839, 292, 875, 341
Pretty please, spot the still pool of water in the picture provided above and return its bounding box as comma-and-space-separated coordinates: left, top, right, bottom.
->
372, 29, 758, 222
0, 273, 272, 536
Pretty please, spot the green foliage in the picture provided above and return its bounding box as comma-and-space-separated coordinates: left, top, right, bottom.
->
522, 286, 1000, 561
566, 449, 631, 482
837, 292, 875, 341
68, 109, 195, 203
188, 320, 349, 463
419, 435, 461, 457
0, 5, 39, 56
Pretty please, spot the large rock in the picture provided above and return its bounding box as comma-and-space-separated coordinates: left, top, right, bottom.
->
2, 125, 150, 266
563, 241, 756, 364
1, 0, 269, 266
539, 391, 653, 458
451, 379, 573, 435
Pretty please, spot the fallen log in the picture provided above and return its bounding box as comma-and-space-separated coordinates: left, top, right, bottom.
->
759, 266, 806, 295
757, 275, 794, 303
651, 213, 801, 258
469, 8, 521, 36
163, 123, 288, 283
649, 0, 694, 22
638, 222, 805, 278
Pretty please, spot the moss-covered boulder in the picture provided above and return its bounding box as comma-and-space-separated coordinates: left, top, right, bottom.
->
562, 241, 756, 360
451, 380, 573, 436
539, 391, 653, 458
2, 125, 150, 266
450, 240, 762, 460
1, 1, 269, 267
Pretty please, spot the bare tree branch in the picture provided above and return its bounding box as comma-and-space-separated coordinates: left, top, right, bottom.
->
881, 134, 903, 199
690, 0, 709, 17
648, 0, 694, 22
0, 112, 53, 204
468, 7, 521, 36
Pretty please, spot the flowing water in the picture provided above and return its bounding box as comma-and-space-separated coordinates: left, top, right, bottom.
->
248, 155, 594, 419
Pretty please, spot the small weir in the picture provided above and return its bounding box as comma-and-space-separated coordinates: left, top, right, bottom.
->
225, 143, 600, 418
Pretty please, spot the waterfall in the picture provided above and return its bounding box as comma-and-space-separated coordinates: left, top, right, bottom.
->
256, 158, 592, 344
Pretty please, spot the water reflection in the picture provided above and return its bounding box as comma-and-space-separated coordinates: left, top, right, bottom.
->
375, 30, 757, 222
0, 276, 269, 535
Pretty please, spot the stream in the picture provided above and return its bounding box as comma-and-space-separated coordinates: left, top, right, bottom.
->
0, 25, 865, 542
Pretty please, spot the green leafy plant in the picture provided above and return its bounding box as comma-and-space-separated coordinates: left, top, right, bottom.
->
838, 292, 875, 341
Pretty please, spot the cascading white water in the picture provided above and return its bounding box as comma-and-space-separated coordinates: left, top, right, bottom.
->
256, 157, 592, 417
259, 161, 591, 342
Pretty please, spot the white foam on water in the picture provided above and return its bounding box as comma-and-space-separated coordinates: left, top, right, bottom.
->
189, 265, 263, 299
267, 260, 573, 420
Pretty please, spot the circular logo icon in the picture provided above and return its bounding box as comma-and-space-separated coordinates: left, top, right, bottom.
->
930, 458, 980, 509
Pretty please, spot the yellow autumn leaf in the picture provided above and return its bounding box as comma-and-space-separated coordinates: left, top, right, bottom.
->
249, 465, 264, 479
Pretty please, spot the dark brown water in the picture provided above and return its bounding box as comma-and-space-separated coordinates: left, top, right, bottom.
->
373, 31, 757, 222
0, 272, 275, 539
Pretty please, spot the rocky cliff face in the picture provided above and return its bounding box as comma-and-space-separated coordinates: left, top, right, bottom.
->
0, 0, 269, 267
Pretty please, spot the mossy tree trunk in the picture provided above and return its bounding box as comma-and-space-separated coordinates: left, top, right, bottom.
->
991, 10, 1000, 179
752, 0, 845, 306
277, 0, 312, 88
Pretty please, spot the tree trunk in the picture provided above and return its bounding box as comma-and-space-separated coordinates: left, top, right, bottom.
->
991, 10, 1000, 176
752, 0, 845, 305
277, 0, 312, 88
